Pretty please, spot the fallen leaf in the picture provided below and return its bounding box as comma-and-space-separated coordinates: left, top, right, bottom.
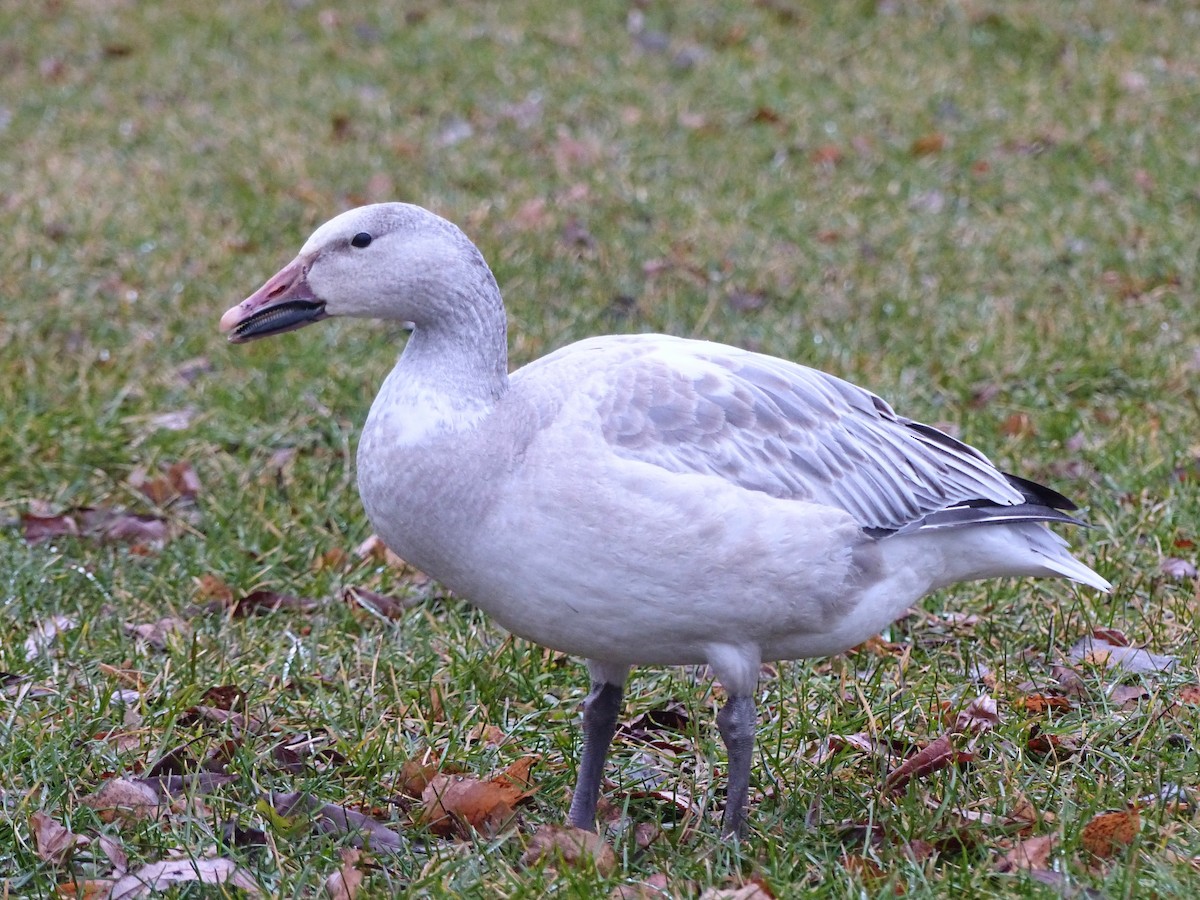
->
54, 878, 115, 899
954, 695, 999, 735
699, 879, 776, 900
1161, 557, 1198, 579
269, 791, 407, 851
910, 132, 946, 156
1080, 809, 1140, 857
520, 825, 616, 875
1026, 727, 1078, 761
1174, 684, 1200, 706
1109, 684, 1149, 707
1014, 694, 1073, 715
21, 512, 79, 543
344, 586, 418, 619
128, 461, 201, 505
884, 734, 955, 793
1068, 636, 1177, 675
31, 811, 89, 864
124, 617, 189, 650
325, 848, 365, 900
995, 833, 1056, 872
108, 858, 261, 899
421, 757, 538, 837
233, 589, 322, 617
24, 615, 77, 661
80, 778, 162, 824
609, 872, 674, 899
1090, 627, 1131, 647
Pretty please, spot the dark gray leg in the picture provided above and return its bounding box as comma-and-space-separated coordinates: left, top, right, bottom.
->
717, 693, 757, 838
566, 665, 627, 831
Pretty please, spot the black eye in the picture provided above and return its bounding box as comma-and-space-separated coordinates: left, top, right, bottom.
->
350, 232, 373, 248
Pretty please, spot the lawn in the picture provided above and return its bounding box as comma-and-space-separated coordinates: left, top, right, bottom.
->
3, 0, 1200, 895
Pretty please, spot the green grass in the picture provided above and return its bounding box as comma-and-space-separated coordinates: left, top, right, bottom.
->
3, 0, 1200, 895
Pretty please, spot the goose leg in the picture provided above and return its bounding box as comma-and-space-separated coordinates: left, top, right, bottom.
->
717, 693, 757, 838
566, 661, 629, 831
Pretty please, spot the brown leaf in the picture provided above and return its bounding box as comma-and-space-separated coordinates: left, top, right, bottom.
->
609, 872, 674, 899
124, 617, 189, 650
396, 760, 450, 798
1068, 636, 1177, 675
270, 791, 407, 851
108, 858, 261, 899
1080, 809, 1140, 857
810, 144, 843, 167
421, 757, 538, 838
1014, 694, 1073, 715
884, 734, 955, 792
194, 574, 235, 604
1109, 684, 1149, 707
344, 586, 418, 619
31, 811, 89, 865
1090, 627, 1131, 647
910, 132, 947, 156
750, 106, 783, 125
54, 878, 115, 899
520, 825, 616, 875
1174, 684, 1200, 706
21, 512, 79, 543
1000, 411, 1035, 438
128, 461, 201, 505
233, 589, 322, 617
325, 848, 365, 900
995, 833, 1056, 872
81, 778, 162, 824
954, 695, 999, 735
1026, 727, 1079, 761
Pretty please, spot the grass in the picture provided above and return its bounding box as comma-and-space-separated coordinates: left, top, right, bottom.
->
3, 0, 1200, 895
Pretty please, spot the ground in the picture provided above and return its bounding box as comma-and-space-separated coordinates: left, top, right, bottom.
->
3, 1, 1200, 896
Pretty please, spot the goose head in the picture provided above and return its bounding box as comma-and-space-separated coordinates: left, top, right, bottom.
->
220, 202, 495, 343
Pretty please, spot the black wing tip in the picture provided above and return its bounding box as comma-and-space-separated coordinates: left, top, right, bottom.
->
1001, 472, 1080, 512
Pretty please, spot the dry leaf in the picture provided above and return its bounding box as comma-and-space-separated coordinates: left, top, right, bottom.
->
81, 778, 162, 824
521, 825, 616, 875
233, 589, 322, 617
1068, 636, 1177, 675
24, 615, 76, 661
884, 734, 955, 792
954, 695, 999, 735
421, 757, 538, 837
699, 879, 776, 900
325, 848, 365, 900
54, 878, 115, 899
1080, 809, 1140, 857
1014, 694, 1073, 715
31, 811, 89, 864
344, 586, 418, 619
108, 858, 261, 899
21, 512, 79, 543
995, 834, 1056, 872
1161, 557, 1198, 579
128, 461, 201, 505
269, 791, 406, 851
124, 617, 189, 650
910, 132, 946, 156
609, 872, 673, 899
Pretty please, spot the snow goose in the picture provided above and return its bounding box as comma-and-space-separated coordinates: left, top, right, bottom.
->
220, 202, 1110, 838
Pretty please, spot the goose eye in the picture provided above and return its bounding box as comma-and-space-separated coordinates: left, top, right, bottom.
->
350, 232, 373, 249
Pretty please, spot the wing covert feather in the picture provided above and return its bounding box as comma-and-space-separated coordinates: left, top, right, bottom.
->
580, 337, 1025, 534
